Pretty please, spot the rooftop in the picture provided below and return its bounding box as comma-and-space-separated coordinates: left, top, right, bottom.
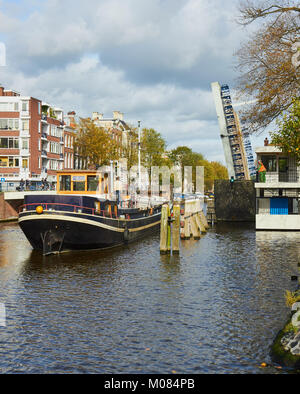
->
255, 146, 282, 154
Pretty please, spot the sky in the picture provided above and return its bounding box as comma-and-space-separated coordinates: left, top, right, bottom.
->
0, 0, 269, 164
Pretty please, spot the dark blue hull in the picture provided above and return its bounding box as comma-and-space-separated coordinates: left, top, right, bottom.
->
18, 194, 162, 254
19, 209, 161, 254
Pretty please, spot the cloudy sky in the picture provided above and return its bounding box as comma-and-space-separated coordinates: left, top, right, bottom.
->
0, 0, 268, 164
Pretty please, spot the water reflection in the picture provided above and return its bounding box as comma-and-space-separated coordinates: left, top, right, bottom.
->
0, 222, 299, 373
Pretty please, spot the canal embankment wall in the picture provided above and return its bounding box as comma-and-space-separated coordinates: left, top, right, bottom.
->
0, 193, 19, 222
214, 180, 255, 222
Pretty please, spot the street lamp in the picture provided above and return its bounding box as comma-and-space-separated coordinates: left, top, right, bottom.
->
138, 121, 141, 191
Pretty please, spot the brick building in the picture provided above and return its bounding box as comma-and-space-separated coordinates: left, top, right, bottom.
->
0, 85, 75, 189
63, 111, 76, 171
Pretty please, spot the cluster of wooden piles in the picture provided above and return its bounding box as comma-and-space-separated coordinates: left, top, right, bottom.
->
160, 199, 209, 255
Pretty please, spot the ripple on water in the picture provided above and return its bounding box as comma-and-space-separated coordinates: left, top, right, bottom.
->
0, 222, 298, 373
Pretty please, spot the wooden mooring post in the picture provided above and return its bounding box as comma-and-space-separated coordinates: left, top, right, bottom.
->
160, 202, 181, 255
180, 199, 209, 240
172, 202, 180, 254
160, 204, 170, 254
160, 198, 210, 255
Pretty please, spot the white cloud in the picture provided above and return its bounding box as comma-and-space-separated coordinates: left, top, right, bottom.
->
0, 0, 261, 164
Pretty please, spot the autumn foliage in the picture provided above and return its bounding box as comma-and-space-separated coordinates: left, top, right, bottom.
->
270, 99, 300, 163
236, 0, 300, 133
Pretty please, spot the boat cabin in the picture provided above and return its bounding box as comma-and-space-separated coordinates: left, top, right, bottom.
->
57, 170, 110, 195
20, 170, 161, 220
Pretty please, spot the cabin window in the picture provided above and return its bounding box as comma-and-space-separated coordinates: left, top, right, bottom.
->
94, 201, 101, 213
72, 175, 85, 191
60, 175, 71, 191
87, 175, 99, 191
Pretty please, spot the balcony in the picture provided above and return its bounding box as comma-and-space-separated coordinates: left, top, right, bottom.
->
20, 130, 30, 137
255, 169, 300, 187
20, 149, 30, 156
20, 111, 30, 118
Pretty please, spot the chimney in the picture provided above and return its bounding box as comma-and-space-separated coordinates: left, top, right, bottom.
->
0, 85, 4, 96
113, 111, 124, 121
67, 111, 76, 128
92, 112, 103, 120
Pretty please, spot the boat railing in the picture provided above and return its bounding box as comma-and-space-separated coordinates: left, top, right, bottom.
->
19, 202, 119, 219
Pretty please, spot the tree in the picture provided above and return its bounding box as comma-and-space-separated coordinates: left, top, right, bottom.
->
236, 0, 300, 133
169, 146, 204, 168
198, 160, 227, 191
169, 146, 203, 189
141, 128, 167, 169
75, 118, 120, 167
169, 146, 228, 191
123, 126, 139, 170
238, 1, 300, 25
270, 98, 300, 162
211, 161, 229, 180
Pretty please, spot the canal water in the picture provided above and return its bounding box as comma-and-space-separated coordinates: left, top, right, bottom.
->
0, 221, 299, 374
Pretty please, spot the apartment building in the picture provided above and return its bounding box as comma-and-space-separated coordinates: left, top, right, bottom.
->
63, 111, 76, 171
0, 85, 74, 189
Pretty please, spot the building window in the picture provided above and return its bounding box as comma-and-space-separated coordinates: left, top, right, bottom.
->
22, 139, 29, 149
0, 157, 8, 167
0, 157, 19, 168
22, 101, 29, 111
261, 156, 277, 172
278, 158, 288, 172
0, 119, 19, 130
50, 142, 60, 154
22, 159, 28, 169
0, 102, 19, 111
22, 120, 29, 131
0, 138, 19, 149
50, 160, 59, 170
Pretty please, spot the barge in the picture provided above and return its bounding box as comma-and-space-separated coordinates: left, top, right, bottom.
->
18, 170, 162, 255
